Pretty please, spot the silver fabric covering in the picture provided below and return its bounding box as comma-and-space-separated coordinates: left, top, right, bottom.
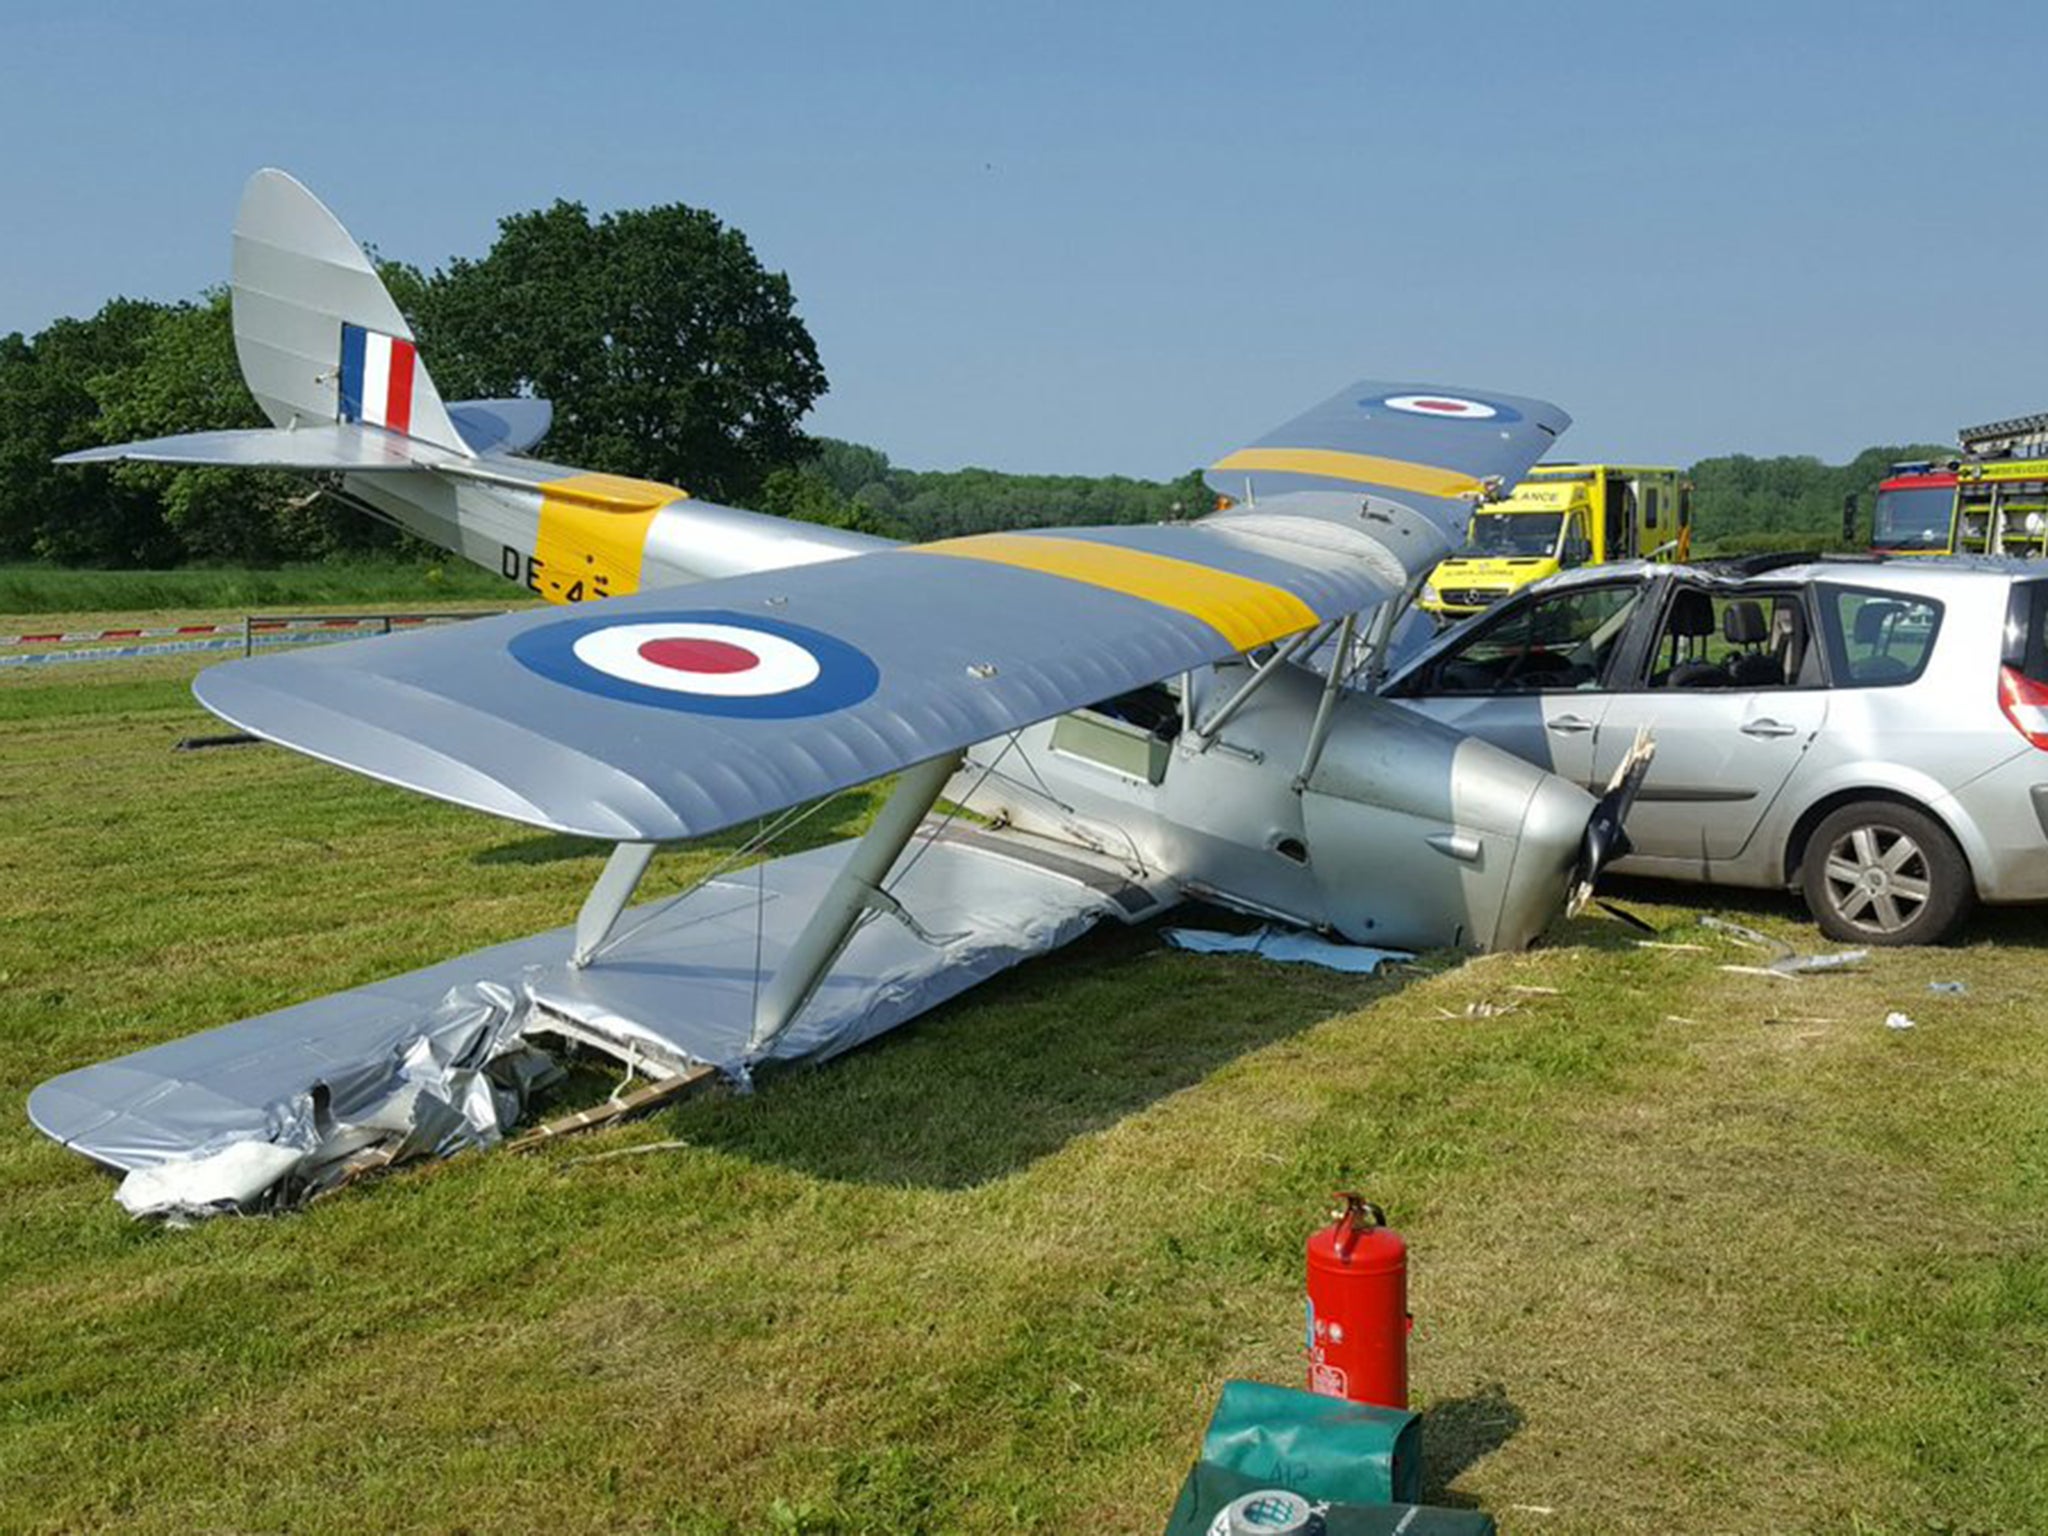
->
29, 827, 1166, 1214
231, 169, 470, 454
1203, 377, 1571, 529
55, 420, 472, 472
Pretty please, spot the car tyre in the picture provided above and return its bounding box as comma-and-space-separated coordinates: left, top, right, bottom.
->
1800, 801, 1974, 946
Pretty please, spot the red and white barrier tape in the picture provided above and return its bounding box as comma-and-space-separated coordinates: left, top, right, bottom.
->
0, 622, 239, 646
0, 616, 434, 647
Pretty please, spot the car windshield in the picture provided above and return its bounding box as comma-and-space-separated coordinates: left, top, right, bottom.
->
1459, 512, 1562, 557
1872, 485, 1953, 549
1410, 583, 1642, 694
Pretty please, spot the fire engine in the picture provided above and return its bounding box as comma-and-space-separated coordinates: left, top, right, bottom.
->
1871, 412, 2048, 556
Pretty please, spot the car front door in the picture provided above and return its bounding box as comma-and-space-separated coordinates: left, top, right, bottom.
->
1388, 579, 1648, 787
1588, 582, 1830, 868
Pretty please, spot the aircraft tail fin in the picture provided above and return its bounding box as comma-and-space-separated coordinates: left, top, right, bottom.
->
230, 168, 473, 458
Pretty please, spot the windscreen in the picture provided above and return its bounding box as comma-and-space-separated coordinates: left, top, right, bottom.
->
1460, 512, 1562, 557
1871, 483, 1953, 550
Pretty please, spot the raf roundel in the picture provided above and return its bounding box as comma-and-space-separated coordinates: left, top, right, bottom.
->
1363, 391, 1522, 425
508, 610, 880, 718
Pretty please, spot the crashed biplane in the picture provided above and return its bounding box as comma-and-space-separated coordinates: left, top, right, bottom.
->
30, 171, 1646, 1217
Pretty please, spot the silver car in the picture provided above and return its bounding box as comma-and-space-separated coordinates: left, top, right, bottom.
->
1383, 555, 2048, 944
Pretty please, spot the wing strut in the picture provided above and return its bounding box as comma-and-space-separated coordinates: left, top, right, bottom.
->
747, 751, 965, 1057
1293, 613, 1358, 792
1190, 622, 1334, 748
571, 841, 658, 966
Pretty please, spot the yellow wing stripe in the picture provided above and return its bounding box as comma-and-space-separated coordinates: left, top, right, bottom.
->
1210, 447, 1484, 500
533, 473, 684, 603
912, 533, 1320, 653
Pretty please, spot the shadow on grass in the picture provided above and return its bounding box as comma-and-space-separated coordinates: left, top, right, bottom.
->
660, 911, 1425, 1192
470, 788, 886, 870
472, 832, 607, 867
1419, 1382, 1524, 1508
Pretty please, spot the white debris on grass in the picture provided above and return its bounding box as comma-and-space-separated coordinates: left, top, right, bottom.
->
1163, 926, 1412, 974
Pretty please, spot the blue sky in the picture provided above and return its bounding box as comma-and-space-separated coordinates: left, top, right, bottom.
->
4, 2, 2043, 477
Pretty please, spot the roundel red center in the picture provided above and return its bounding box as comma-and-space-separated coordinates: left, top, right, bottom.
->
637, 636, 760, 674
1412, 399, 1468, 413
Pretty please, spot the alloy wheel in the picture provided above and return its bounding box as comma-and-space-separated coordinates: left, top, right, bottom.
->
1820, 824, 1932, 937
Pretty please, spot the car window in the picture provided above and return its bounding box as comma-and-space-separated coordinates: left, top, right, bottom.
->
1408, 584, 1641, 695
1645, 587, 1810, 690
1820, 588, 1941, 686
2005, 579, 2048, 680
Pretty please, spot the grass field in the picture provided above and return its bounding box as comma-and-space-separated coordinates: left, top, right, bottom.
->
0, 560, 517, 616
4, 619, 2048, 1533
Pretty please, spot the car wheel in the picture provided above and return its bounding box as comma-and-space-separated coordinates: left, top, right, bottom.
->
1801, 801, 1974, 946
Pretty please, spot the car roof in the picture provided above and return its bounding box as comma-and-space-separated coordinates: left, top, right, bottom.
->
1534, 553, 2044, 596
1388, 554, 2043, 688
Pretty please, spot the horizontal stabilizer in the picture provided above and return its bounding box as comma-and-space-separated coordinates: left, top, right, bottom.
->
57, 422, 473, 473
59, 398, 554, 473
194, 518, 1402, 842
447, 398, 553, 455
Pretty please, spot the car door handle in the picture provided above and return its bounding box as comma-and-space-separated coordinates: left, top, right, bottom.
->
1740, 718, 1800, 739
1546, 713, 1597, 735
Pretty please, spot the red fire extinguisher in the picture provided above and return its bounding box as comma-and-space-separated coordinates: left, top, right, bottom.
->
1305, 1192, 1410, 1409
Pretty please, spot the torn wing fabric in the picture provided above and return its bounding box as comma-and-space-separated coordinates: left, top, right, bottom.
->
1203, 377, 1570, 538
193, 517, 1401, 843
107, 980, 558, 1221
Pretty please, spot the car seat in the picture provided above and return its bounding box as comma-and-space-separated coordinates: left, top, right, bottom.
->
1722, 600, 1783, 686
1660, 588, 1725, 687
1850, 601, 1913, 682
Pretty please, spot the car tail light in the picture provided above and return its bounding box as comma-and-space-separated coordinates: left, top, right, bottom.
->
1999, 665, 2048, 750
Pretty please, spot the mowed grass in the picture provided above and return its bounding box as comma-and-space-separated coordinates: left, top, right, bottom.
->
4, 626, 2048, 1533
0, 560, 516, 616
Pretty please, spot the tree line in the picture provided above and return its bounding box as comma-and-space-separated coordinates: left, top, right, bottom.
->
0, 193, 1957, 565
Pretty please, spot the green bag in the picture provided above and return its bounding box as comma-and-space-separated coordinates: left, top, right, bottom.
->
1199, 1380, 1422, 1507
1162, 1461, 1495, 1535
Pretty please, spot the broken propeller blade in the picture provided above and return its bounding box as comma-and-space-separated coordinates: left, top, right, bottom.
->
1567, 726, 1657, 918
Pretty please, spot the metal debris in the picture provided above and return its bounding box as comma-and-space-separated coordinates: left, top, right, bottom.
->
1701, 918, 1866, 976
1433, 999, 1521, 1019
1699, 916, 1783, 953
1928, 980, 1969, 996
1770, 949, 1869, 976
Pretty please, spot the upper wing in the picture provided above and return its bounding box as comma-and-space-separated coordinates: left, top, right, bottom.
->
195, 515, 1400, 843
1205, 378, 1570, 530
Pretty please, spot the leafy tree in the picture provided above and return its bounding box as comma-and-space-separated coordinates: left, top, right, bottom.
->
419, 201, 826, 504
84, 292, 307, 562
0, 299, 176, 565
754, 462, 891, 536
1689, 443, 1950, 549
